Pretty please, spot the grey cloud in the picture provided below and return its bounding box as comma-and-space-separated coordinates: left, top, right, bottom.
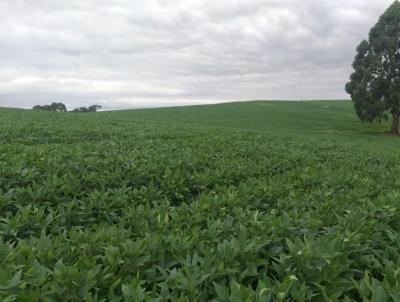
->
0, 0, 395, 109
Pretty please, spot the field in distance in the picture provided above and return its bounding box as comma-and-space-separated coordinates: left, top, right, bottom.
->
1, 100, 400, 301
105, 100, 389, 136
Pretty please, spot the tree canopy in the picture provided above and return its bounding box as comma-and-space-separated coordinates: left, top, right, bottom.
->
33, 102, 67, 112
71, 105, 102, 113
345, 1, 400, 134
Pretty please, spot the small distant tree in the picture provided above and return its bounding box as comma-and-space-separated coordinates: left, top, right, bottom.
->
33, 105, 44, 110
32, 102, 67, 112
71, 105, 102, 113
53, 102, 67, 112
346, 1, 400, 134
71, 107, 86, 113
88, 105, 102, 112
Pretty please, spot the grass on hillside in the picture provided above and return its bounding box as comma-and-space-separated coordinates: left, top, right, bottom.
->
104, 100, 387, 134
0, 101, 400, 301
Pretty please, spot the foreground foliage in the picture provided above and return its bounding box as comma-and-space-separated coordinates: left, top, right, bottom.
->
1, 103, 400, 301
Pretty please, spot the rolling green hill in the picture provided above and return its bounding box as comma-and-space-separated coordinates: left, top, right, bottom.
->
1, 101, 400, 301
104, 100, 394, 143
104, 100, 378, 131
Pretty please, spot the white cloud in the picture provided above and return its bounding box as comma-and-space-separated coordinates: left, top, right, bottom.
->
0, 0, 395, 109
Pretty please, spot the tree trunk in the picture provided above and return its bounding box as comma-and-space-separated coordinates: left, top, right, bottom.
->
391, 113, 399, 135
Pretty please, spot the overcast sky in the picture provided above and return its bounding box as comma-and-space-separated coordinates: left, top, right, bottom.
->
0, 0, 395, 109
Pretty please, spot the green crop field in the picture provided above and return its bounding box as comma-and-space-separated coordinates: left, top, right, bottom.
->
1, 100, 400, 301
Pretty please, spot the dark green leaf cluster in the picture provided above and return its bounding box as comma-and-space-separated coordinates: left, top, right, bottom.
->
0, 106, 400, 301
72, 105, 102, 113
32, 102, 67, 112
346, 1, 400, 131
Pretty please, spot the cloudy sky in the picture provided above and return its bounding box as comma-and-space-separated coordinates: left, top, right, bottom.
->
0, 0, 395, 109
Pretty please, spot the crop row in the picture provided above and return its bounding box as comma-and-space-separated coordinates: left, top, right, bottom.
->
0, 109, 399, 301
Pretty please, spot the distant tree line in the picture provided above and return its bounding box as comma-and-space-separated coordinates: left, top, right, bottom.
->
32, 102, 102, 113
71, 105, 102, 113
33, 102, 67, 112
